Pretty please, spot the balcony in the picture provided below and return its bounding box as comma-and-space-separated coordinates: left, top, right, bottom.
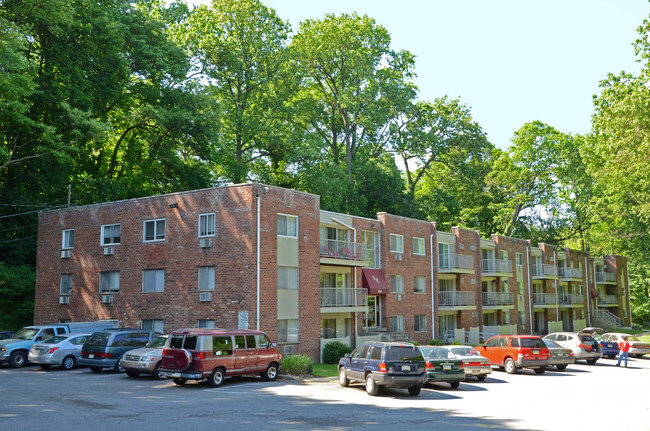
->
320, 287, 368, 313
438, 253, 475, 273
533, 293, 559, 307
320, 239, 367, 267
438, 291, 476, 309
482, 292, 514, 308
482, 258, 512, 276
559, 294, 584, 306
595, 271, 617, 284
532, 263, 558, 279
597, 294, 619, 307
558, 267, 583, 280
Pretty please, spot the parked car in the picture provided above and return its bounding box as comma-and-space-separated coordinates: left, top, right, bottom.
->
475, 335, 549, 374
0, 331, 14, 341
79, 329, 160, 373
418, 346, 465, 388
602, 333, 650, 358
594, 334, 620, 359
161, 328, 281, 388
27, 333, 90, 370
441, 345, 492, 381
543, 328, 602, 364
120, 335, 168, 379
338, 341, 426, 396
541, 339, 575, 371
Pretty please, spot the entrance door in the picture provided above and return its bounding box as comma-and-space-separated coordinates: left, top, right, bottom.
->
364, 296, 381, 329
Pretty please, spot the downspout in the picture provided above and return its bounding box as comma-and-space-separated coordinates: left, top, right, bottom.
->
527, 243, 533, 334
584, 255, 590, 327
554, 249, 559, 329
430, 234, 436, 341
592, 259, 598, 321
256, 195, 260, 331
332, 218, 358, 341
626, 263, 631, 326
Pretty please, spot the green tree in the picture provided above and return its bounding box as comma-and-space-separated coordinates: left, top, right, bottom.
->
0, 262, 35, 330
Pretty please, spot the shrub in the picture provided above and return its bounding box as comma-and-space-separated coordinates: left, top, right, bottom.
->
322, 341, 353, 364
428, 339, 444, 346
280, 354, 312, 375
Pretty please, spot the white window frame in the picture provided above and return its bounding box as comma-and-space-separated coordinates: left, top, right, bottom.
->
62, 229, 74, 249
60, 274, 72, 296
143, 218, 166, 242
142, 269, 165, 293
141, 319, 164, 333
277, 266, 299, 290
101, 224, 121, 246
363, 230, 381, 269
516, 252, 523, 268
414, 275, 426, 294
198, 266, 215, 291
412, 237, 425, 256
414, 314, 426, 332
277, 319, 299, 342
390, 234, 404, 253
277, 214, 298, 238
390, 274, 404, 293
99, 271, 120, 294
198, 213, 216, 238
438, 242, 451, 268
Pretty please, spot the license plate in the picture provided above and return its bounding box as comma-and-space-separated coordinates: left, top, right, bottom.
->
88, 354, 94, 359
471, 370, 481, 375
443, 365, 451, 370
401, 365, 410, 371
171, 372, 181, 378
533, 350, 539, 354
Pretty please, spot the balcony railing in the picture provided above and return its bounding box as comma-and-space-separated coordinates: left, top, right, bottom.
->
438, 253, 474, 272
320, 239, 366, 261
482, 258, 512, 275
595, 271, 617, 283
559, 294, 584, 305
320, 287, 367, 307
533, 293, 558, 306
597, 294, 619, 306
532, 264, 557, 278
482, 292, 514, 306
438, 291, 476, 307
558, 267, 583, 280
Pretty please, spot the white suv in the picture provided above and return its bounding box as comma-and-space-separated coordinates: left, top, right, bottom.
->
543, 328, 602, 364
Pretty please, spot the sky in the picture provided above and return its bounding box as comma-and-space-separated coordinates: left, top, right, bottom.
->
192, 0, 649, 150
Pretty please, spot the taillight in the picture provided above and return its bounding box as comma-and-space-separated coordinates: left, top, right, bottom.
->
459, 361, 465, 369
578, 343, 584, 349
104, 353, 113, 358
195, 352, 205, 360
425, 361, 434, 369
379, 362, 387, 373
162, 349, 167, 355
569, 351, 574, 357
48, 347, 59, 354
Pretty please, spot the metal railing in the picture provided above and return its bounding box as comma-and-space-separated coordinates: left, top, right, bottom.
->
532, 263, 557, 277
593, 309, 623, 327
559, 294, 584, 305
482, 258, 512, 274
558, 267, 583, 279
320, 287, 368, 307
438, 253, 475, 271
438, 291, 476, 307
595, 271, 617, 283
481, 292, 514, 306
597, 294, 619, 306
532, 293, 558, 306
320, 239, 366, 261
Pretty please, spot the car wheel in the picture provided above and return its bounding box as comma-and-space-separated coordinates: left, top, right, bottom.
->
262, 363, 278, 381
476, 374, 487, 382
90, 366, 103, 373
634, 354, 644, 358
586, 359, 598, 365
208, 367, 225, 388
556, 365, 567, 371
450, 381, 460, 389
504, 358, 517, 374
126, 370, 140, 378
172, 378, 186, 386
365, 374, 379, 396
534, 366, 546, 375
9, 351, 27, 368
61, 356, 76, 370
607, 354, 616, 359
152, 362, 164, 380
339, 367, 350, 387
113, 358, 125, 373
39, 364, 52, 370
408, 385, 421, 396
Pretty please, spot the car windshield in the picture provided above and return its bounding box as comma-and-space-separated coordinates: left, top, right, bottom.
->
627, 336, 641, 342
85, 332, 111, 346
42, 335, 69, 345
385, 346, 424, 361
146, 336, 167, 348
12, 328, 39, 340
520, 338, 546, 348
543, 339, 562, 349
450, 347, 480, 356
421, 347, 454, 360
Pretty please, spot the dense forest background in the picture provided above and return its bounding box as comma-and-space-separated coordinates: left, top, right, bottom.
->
1, 0, 649, 329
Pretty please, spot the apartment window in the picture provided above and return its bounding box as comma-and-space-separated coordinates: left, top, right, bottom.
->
391, 315, 405, 332
438, 243, 451, 268
412, 237, 425, 256
321, 319, 337, 339
278, 266, 299, 290
142, 319, 164, 333
277, 214, 298, 237
99, 271, 120, 294
414, 276, 426, 293
60, 274, 72, 296
414, 314, 426, 332
62, 229, 74, 249
518, 281, 524, 295
277, 319, 299, 342
142, 269, 165, 293
101, 224, 121, 246
363, 230, 380, 269
502, 312, 511, 325
144, 219, 166, 242
439, 278, 455, 292
198, 266, 215, 291
198, 319, 215, 329
320, 272, 350, 289
502, 280, 509, 292
390, 234, 404, 253
516, 253, 523, 268
199, 213, 216, 237
390, 274, 404, 293
500, 250, 508, 261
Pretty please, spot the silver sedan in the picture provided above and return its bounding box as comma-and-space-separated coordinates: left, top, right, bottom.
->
28, 333, 90, 370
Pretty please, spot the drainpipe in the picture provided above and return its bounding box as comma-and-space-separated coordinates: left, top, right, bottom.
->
554, 249, 559, 329
584, 255, 590, 327
626, 263, 631, 326
430, 234, 436, 341
256, 195, 261, 331
526, 243, 533, 334
332, 218, 358, 342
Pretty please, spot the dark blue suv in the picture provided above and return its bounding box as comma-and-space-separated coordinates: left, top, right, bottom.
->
338, 341, 426, 396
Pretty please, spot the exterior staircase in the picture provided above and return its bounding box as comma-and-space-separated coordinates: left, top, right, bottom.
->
592, 309, 623, 329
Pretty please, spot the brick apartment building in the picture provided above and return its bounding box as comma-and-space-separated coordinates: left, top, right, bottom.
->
34, 183, 631, 361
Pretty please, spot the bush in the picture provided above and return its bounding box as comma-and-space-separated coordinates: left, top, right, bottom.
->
280, 354, 312, 375
428, 339, 444, 346
322, 341, 353, 364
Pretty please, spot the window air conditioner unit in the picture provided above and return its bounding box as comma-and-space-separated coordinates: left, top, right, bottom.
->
61, 250, 71, 259
59, 296, 70, 304
283, 345, 294, 355
395, 294, 402, 301
101, 295, 113, 304
394, 253, 403, 261
199, 238, 213, 248
199, 292, 212, 302
103, 247, 114, 256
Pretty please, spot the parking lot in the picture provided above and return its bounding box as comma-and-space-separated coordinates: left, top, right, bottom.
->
1, 355, 648, 430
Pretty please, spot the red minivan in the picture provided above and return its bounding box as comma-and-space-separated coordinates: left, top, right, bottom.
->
160, 328, 282, 387
476, 335, 550, 375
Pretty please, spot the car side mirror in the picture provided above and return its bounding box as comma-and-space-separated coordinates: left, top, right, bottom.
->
344, 353, 351, 358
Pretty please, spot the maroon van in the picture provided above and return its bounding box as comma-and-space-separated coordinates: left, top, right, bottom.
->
161, 328, 282, 387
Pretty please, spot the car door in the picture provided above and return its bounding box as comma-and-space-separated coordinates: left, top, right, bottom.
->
479, 337, 502, 365
349, 345, 371, 380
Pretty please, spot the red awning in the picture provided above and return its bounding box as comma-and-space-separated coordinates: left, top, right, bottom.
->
589, 286, 600, 298
362, 268, 389, 295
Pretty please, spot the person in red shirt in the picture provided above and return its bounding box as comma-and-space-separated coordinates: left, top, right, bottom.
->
617, 336, 631, 367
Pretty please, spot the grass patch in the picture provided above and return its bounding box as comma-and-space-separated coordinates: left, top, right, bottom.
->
310, 363, 338, 377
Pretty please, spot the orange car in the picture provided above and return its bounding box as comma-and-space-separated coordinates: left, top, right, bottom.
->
475, 335, 550, 375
